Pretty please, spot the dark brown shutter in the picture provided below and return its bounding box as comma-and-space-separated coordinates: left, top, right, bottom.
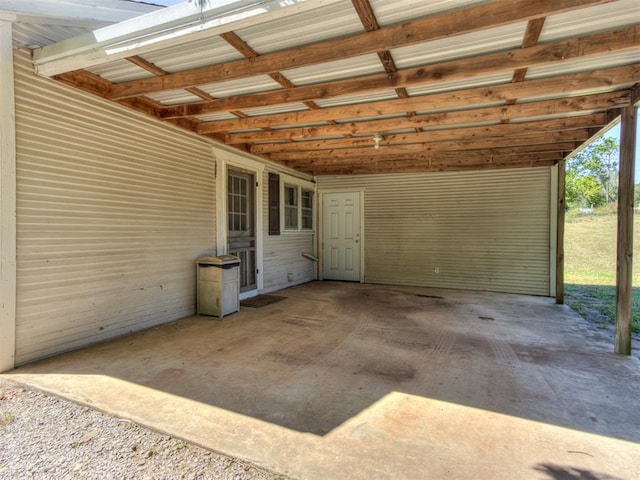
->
268, 172, 280, 235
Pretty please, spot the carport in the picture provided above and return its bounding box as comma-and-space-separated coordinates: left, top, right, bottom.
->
5, 282, 640, 479
0, 1, 639, 476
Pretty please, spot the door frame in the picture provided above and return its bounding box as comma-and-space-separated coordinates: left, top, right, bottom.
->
215, 147, 264, 299
317, 188, 365, 283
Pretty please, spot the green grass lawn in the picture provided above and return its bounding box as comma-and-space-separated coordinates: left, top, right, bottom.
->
564, 209, 640, 332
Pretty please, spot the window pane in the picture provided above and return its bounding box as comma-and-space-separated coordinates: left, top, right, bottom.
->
301, 190, 313, 229
285, 185, 297, 206
302, 190, 312, 208
285, 205, 298, 228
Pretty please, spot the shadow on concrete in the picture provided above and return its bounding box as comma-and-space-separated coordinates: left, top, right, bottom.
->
534, 463, 623, 480
7, 282, 640, 442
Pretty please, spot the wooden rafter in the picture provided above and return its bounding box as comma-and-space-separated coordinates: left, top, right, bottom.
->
224, 91, 629, 144
45, 0, 637, 176
511, 17, 546, 84
351, 0, 411, 102
192, 64, 639, 134
286, 154, 561, 175
123, 55, 246, 122
98, 0, 608, 100
267, 133, 589, 162
158, 26, 639, 119
249, 115, 608, 154
283, 149, 564, 164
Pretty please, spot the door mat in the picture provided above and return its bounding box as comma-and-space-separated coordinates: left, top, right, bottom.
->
241, 295, 287, 308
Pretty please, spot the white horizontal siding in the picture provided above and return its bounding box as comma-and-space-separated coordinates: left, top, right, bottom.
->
261, 170, 315, 293
317, 168, 551, 295
13, 50, 216, 364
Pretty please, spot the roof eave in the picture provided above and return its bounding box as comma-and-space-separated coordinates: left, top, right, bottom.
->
31, 0, 343, 77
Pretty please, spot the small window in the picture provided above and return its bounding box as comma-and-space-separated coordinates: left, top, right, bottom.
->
301, 190, 313, 230
284, 185, 298, 229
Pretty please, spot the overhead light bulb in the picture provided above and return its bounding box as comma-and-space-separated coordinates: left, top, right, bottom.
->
373, 133, 382, 150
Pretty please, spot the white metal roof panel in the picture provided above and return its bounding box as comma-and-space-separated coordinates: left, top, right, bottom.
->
510, 110, 606, 124
391, 21, 527, 69
406, 72, 513, 97
369, 0, 490, 27
195, 112, 240, 122
284, 54, 386, 86
240, 102, 310, 117
273, 122, 330, 130
423, 120, 501, 131
141, 36, 244, 74
86, 59, 154, 83
145, 89, 204, 106
524, 50, 640, 82
199, 75, 282, 98
539, 0, 640, 42
228, 128, 263, 134
234, 1, 364, 55
415, 100, 507, 116
337, 113, 407, 124
291, 135, 345, 141
314, 90, 398, 108
11, 23, 90, 48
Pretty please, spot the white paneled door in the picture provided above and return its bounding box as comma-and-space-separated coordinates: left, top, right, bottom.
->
322, 192, 361, 282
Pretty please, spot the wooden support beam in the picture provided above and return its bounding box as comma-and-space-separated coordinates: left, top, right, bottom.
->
294, 158, 558, 176
224, 91, 628, 144
278, 153, 562, 169
511, 17, 546, 85
197, 65, 640, 133
269, 139, 581, 162
250, 115, 607, 154
556, 159, 566, 304
105, 0, 609, 99
351, 0, 412, 109
615, 99, 637, 355
0, 20, 16, 372
53, 69, 112, 98
160, 26, 639, 117
267, 141, 578, 159
272, 131, 589, 161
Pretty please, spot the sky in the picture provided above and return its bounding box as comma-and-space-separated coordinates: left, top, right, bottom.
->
133, 0, 185, 5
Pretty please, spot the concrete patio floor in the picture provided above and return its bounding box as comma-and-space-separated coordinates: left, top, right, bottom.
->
4, 281, 640, 479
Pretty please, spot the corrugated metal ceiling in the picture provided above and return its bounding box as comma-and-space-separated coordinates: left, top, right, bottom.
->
284, 54, 385, 86
391, 22, 528, 69
12, 0, 640, 176
539, 0, 640, 42
369, 0, 490, 27
234, 1, 364, 54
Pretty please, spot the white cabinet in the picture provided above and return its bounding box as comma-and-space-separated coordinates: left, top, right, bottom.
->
196, 255, 240, 317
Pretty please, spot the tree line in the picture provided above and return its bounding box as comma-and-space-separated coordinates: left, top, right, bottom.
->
566, 136, 640, 210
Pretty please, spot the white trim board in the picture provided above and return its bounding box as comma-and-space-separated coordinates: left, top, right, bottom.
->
0, 20, 16, 372
214, 146, 265, 298
32, 0, 343, 77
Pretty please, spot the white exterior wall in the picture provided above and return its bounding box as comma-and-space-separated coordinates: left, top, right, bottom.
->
13, 50, 216, 365
261, 169, 316, 293
317, 168, 551, 296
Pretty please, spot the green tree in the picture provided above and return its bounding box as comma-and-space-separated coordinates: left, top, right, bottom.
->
566, 136, 619, 208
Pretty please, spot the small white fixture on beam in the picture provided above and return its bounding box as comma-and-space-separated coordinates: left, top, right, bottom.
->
373, 133, 383, 150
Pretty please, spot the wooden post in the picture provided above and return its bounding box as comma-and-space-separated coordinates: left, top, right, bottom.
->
0, 20, 16, 372
556, 159, 565, 304
615, 102, 637, 355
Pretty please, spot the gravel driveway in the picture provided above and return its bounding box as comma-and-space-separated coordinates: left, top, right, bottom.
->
0, 380, 292, 480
